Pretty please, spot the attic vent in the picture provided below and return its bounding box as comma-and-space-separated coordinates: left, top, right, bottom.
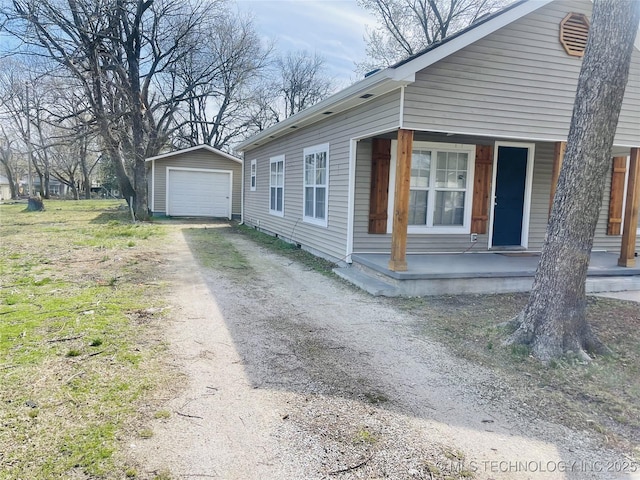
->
560, 12, 590, 57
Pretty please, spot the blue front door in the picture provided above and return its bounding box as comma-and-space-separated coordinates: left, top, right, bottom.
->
492, 146, 528, 247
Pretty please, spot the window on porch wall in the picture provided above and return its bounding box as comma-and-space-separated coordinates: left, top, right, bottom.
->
409, 149, 469, 227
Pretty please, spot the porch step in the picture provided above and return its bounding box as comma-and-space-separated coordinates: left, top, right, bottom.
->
333, 267, 398, 296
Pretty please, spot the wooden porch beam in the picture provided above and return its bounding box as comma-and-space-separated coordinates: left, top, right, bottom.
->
549, 141, 566, 215
388, 129, 414, 272
618, 147, 639, 267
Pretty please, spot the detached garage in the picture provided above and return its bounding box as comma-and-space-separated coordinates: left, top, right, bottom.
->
146, 145, 242, 219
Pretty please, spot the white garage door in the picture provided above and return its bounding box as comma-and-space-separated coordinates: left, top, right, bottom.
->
167, 169, 231, 218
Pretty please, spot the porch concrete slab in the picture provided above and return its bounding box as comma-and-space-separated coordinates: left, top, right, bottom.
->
351, 252, 640, 280
343, 252, 640, 297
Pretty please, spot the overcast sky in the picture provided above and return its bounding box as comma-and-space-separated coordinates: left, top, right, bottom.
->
235, 0, 378, 88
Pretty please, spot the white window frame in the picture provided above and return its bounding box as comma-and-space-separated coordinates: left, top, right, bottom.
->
387, 141, 476, 234
269, 155, 285, 217
250, 159, 257, 191
303, 143, 330, 227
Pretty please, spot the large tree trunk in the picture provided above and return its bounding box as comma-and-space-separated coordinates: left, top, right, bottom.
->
8, 175, 18, 199
123, 0, 150, 221
43, 169, 50, 199
509, 0, 640, 362
4, 168, 18, 199
80, 137, 92, 200
109, 148, 135, 204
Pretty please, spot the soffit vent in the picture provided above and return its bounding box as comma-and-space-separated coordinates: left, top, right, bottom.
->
560, 12, 590, 57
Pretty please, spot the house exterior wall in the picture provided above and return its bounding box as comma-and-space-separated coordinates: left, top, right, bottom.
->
242, 90, 402, 262
402, 0, 640, 147
149, 150, 242, 216
353, 136, 629, 254
241, 0, 639, 262
354, 135, 490, 253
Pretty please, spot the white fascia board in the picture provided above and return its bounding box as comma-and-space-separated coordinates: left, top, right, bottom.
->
391, 0, 554, 81
236, 69, 405, 151
145, 144, 242, 163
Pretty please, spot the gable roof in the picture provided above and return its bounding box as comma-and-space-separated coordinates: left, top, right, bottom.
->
146, 144, 242, 163
237, 0, 558, 151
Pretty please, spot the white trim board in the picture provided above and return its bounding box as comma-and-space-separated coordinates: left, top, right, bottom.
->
150, 159, 155, 212
345, 138, 358, 263
147, 144, 242, 163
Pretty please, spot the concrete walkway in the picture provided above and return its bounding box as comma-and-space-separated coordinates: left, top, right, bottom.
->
595, 290, 640, 302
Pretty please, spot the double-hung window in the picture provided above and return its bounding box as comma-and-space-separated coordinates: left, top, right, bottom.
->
269, 155, 284, 216
303, 144, 329, 226
389, 141, 475, 233
250, 159, 257, 191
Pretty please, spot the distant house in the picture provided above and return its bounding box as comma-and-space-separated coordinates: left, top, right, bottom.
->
0, 175, 11, 201
146, 145, 242, 219
237, 0, 640, 294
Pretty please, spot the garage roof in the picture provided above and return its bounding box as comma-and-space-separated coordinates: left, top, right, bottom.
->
146, 144, 242, 163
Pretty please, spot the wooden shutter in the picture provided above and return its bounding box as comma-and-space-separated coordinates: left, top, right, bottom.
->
471, 145, 493, 235
608, 156, 627, 235
368, 138, 391, 234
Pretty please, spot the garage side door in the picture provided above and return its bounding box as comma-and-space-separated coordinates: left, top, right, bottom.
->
167, 169, 231, 218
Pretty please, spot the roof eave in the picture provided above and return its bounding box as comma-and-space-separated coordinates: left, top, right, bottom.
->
236, 68, 410, 152
145, 144, 242, 163
390, 0, 554, 81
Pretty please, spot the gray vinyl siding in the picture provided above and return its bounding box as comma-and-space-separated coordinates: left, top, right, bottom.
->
402, 0, 640, 147
353, 137, 628, 254
150, 150, 242, 216
527, 142, 553, 249
354, 134, 490, 253
529, 144, 629, 252
243, 90, 402, 262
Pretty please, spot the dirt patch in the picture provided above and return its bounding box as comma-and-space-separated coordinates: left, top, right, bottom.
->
132, 224, 639, 480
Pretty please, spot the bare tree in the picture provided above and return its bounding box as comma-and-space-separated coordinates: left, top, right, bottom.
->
3, 0, 216, 219
243, 83, 283, 133
0, 60, 50, 197
46, 81, 105, 198
508, 0, 640, 362
26, 79, 55, 198
357, 0, 507, 69
173, 11, 272, 150
275, 51, 333, 118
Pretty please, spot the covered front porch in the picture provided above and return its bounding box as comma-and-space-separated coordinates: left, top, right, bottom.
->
343, 129, 640, 296
335, 251, 640, 297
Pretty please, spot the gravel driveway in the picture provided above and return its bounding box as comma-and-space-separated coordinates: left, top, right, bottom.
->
132, 224, 636, 480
